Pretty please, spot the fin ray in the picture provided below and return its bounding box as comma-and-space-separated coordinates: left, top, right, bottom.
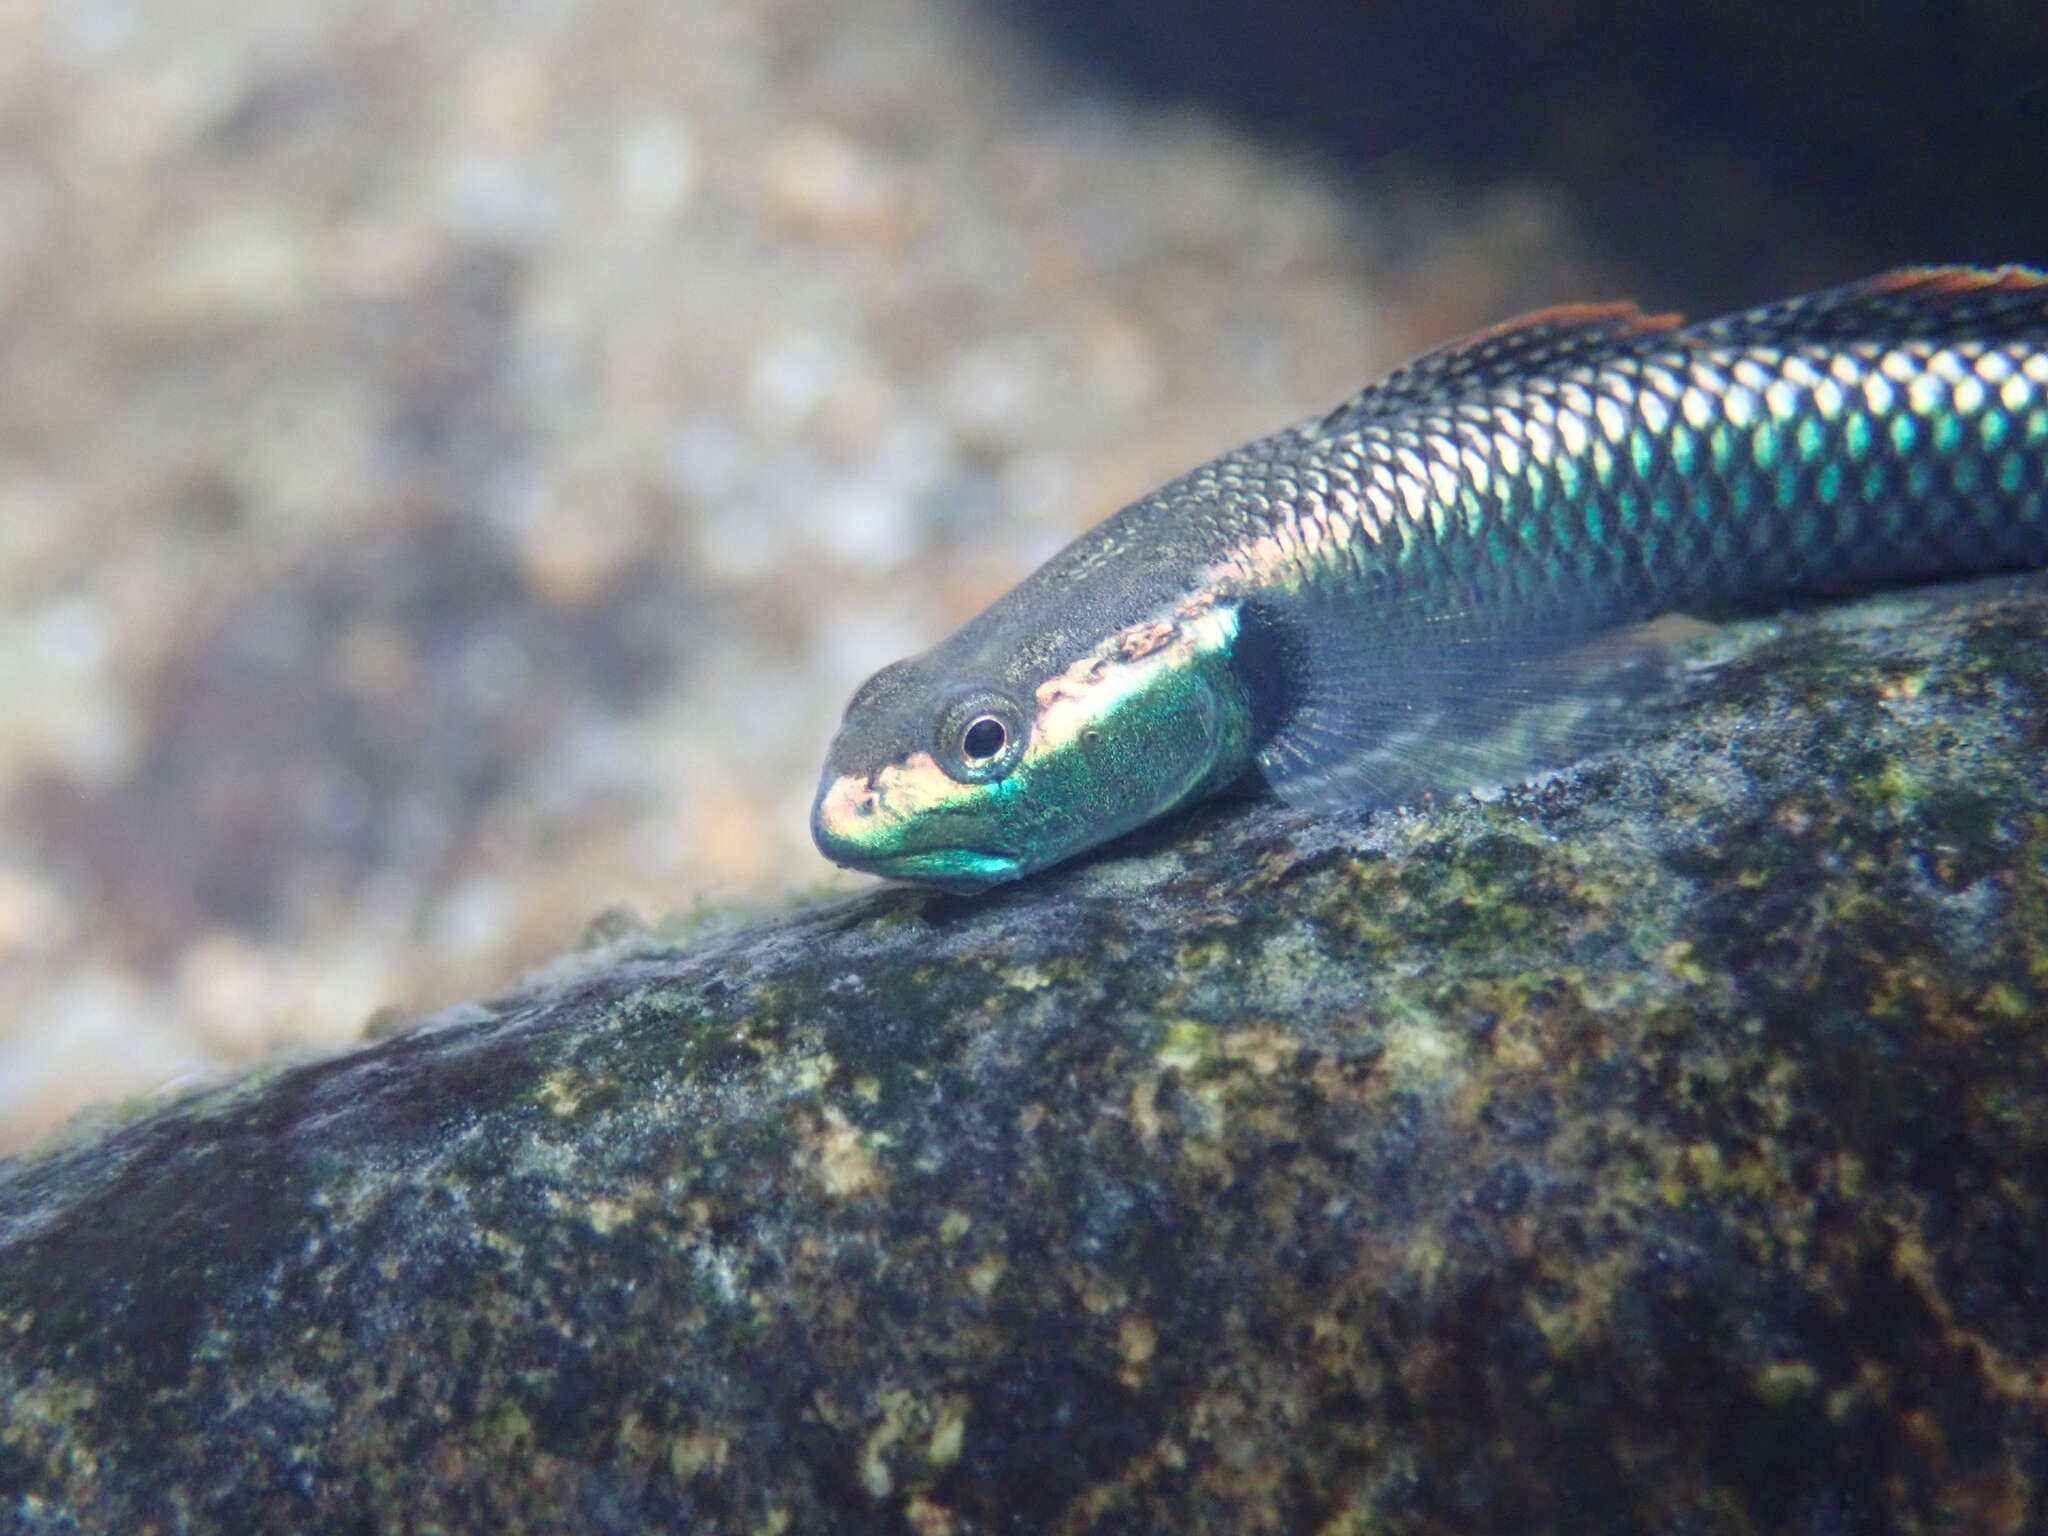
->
1686, 263, 2048, 348
1247, 591, 1677, 814
1318, 265, 2048, 442
1314, 302, 1683, 434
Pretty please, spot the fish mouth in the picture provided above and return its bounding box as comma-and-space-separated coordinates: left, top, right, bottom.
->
811, 806, 1023, 885
838, 846, 1023, 888
811, 772, 1024, 887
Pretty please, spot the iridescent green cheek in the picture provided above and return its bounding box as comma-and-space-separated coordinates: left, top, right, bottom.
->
998, 654, 1253, 875
811, 641, 1256, 887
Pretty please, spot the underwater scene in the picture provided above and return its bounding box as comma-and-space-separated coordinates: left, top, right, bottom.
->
0, 1, 2044, 1530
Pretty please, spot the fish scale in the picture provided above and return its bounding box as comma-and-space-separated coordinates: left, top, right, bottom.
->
1217, 317, 2048, 810
1256, 342, 2045, 621
815, 266, 2048, 887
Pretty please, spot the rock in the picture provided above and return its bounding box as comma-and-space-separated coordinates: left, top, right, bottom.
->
3, 577, 2046, 1534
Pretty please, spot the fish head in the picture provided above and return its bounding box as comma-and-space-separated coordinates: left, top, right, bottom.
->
812, 603, 1251, 888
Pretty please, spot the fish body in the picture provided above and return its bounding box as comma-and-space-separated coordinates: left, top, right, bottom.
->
814, 266, 2048, 887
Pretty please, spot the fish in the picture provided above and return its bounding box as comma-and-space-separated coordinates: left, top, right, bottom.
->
812, 265, 2048, 888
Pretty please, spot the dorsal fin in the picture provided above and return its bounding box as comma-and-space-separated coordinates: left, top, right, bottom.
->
1312, 265, 2048, 440
1686, 263, 2048, 348
1313, 300, 1682, 434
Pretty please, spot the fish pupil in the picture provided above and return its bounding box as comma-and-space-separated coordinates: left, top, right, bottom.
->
962, 716, 1007, 760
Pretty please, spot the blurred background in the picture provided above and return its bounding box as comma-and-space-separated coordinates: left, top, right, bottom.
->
1, 0, 2042, 1148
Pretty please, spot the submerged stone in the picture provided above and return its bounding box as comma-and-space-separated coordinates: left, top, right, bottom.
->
3, 577, 2046, 1534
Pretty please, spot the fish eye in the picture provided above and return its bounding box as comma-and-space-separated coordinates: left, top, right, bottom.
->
936, 691, 1025, 783
961, 716, 1007, 761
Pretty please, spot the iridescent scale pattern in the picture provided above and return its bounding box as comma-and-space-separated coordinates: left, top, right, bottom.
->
1214, 337, 2048, 632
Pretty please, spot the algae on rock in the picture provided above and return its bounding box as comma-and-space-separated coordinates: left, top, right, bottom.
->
3, 578, 2047, 1535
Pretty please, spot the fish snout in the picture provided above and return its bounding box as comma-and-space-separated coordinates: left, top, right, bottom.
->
811, 772, 885, 867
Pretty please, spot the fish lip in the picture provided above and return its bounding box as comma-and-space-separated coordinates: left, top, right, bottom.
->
809, 774, 1023, 886
842, 847, 1023, 887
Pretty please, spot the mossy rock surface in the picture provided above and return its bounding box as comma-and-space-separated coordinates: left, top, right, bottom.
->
4, 579, 2047, 1535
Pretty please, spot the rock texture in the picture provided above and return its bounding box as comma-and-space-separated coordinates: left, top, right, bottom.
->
3, 577, 2047, 1535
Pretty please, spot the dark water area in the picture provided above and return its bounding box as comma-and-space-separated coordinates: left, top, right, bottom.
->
984, 0, 2048, 309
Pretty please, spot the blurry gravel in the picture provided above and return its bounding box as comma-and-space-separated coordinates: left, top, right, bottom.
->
0, 0, 1603, 1148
